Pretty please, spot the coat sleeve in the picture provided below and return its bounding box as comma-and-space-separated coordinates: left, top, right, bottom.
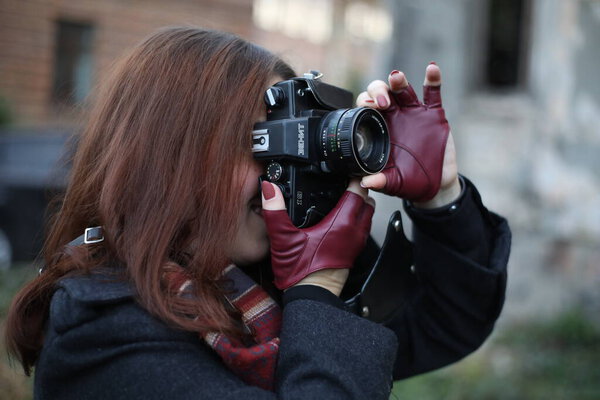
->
375, 176, 511, 379
277, 299, 398, 399
35, 280, 398, 400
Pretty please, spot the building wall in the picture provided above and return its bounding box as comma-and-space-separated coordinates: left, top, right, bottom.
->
373, 0, 491, 121
0, 0, 255, 127
0, 0, 385, 129
368, 0, 600, 323
528, 0, 600, 239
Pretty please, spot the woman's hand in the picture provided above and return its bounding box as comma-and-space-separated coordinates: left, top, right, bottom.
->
261, 179, 374, 295
357, 64, 461, 208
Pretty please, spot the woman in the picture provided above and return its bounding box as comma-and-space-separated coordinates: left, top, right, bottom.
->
5, 27, 510, 399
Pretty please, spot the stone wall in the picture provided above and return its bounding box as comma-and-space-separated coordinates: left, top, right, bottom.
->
370, 0, 600, 324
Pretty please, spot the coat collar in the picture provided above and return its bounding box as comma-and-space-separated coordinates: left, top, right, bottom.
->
58, 267, 134, 304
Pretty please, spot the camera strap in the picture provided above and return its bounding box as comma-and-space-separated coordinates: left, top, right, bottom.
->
344, 211, 416, 323
38, 226, 104, 275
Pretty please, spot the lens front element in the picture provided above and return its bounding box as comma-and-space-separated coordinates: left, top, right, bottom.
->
319, 107, 389, 176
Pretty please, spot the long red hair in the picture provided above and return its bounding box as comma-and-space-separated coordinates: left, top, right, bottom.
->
5, 27, 295, 375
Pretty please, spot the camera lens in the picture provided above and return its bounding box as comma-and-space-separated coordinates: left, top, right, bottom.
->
318, 107, 389, 176
355, 117, 378, 162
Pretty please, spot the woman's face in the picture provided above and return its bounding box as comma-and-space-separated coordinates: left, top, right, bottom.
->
225, 76, 281, 266
225, 158, 269, 266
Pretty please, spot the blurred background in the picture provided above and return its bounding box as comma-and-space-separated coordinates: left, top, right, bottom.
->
0, 0, 599, 398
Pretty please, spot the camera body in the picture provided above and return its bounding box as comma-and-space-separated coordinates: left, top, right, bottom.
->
253, 72, 389, 227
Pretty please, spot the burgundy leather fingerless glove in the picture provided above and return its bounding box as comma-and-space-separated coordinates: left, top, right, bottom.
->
380, 83, 450, 202
262, 191, 374, 290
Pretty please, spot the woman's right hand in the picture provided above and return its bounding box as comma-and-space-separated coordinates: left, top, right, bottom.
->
357, 64, 461, 207
261, 180, 374, 295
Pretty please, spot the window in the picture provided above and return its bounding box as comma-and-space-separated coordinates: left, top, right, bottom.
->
52, 20, 94, 104
486, 0, 530, 88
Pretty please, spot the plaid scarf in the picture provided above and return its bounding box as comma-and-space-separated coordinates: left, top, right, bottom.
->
165, 264, 282, 391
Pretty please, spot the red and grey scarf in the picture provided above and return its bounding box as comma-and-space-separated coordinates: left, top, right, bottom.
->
165, 264, 282, 391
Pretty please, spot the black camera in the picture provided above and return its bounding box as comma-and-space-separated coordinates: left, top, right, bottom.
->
253, 71, 390, 227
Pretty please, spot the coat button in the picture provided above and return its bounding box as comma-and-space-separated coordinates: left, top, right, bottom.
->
361, 306, 370, 318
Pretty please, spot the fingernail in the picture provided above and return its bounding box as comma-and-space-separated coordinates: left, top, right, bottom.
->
360, 181, 368, 188
390, 70, 400, 76
429, 61, 437, 65
376, 95, 389, 108
261, 181, 275, 200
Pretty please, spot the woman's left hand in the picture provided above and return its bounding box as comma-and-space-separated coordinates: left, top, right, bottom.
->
261, 179, 374, 294
357, 64, 461, 208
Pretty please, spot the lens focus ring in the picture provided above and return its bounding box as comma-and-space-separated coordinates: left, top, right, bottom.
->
318, 107, 389, 176
338, 110, 355, 158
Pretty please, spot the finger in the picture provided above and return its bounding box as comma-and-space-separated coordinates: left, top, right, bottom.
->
424, 63, 442, 86
261, 181, 296, 235
261, 181, 286, 211
346, 178, 368, 200
356, 91, 377, 108
360, 172, 387, 191
388, 70, 409, 93
423, 63, 443, 107
366, 79, 391, 110
393, 83, 420, 107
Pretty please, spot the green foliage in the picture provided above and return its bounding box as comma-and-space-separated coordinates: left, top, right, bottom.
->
392, 310, 600, 400
0, 95, 13, 127
0, 264, 37, 317
0, 263, 37, 400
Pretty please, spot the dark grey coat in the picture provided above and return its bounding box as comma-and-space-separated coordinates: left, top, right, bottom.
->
34, 178, 510, 399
